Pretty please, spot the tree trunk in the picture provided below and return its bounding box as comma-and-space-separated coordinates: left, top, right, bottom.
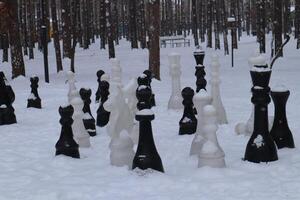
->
148, 0, 160, 80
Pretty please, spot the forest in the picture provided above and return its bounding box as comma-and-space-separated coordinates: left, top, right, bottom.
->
0, 0, 299, 80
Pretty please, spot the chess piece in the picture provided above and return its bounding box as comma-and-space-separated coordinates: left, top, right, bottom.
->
71, 97, 91, 148
95, 70, 105, 103
55, 105, 80, 158
235, 53, 273, 135
122, 78, 138, 115
198, 105, 225, 168
80, 88, 96, 137
96, 78, 110, 127
194, 49, 207, 92
0, 71, 17, 125
143, 70, 156, 107
210, 54, 227, 124
179, 87, 197, 135
110, 58, 123, 94
109, 130, 135, 168
244, 65, 278, 163
132, 86, 164, 172
67, 71, 80, 103
27, 76, 42, 109
190, 90, 212, 155
122, 78, 139, 144
103, 86, 134, 139
168, 53, 183, 110
270, 86, 295, 149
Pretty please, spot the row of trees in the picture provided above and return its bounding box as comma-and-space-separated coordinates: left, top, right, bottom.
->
0, 0, 299, 80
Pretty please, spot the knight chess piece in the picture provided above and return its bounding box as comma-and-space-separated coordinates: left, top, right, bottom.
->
55, 105, 80, 158
27, 76, 42, 109
80, 88, 96, 137
0, 71, 17, 125
179, 87, 197, 135
143, 70, 156, 107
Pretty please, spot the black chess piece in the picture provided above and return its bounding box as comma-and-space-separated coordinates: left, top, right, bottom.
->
95, 70, 105, 103
96, 80, 110, 127
179, 87, 197, 135
0, 71, 17, 125
270, 90, 295, 149
55, 105, 80, 158
80, 88, 96, 137
132, 86, 164, 173
194, 50, 207, 92
244, 66, 278, 163
27, 76, 42, 109
143, 70, 156, 107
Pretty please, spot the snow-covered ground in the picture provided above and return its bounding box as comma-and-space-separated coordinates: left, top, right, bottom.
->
0, 35, 299, 200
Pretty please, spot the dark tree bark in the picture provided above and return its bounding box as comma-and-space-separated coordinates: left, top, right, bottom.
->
273, 0, 283, 56
106, 0, 115, 58
191, 0, 199, 46
51, 0, 63, 72
257, 0, 266, 53
148, 0, 160, 80
129, 0, 138, 48
61, 0, 72, 58
99, 0, 106, 49
296, 0, 300, 48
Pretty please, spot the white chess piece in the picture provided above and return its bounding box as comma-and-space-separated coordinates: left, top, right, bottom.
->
67, 71, 80, 103
190, 90, 212, 155
70, 97, 91, 148
198, 105, 225, 168
122, 78, 138, 115
109, 130, 135, 168
122, 78, 139, 144
103, 87, 135, 167
210, 54, 228, 124
110, 58, 123, 94
168, 53, 183, 110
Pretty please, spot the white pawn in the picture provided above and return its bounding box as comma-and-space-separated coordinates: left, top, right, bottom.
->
110, 58, 123, 94
190, 90, 212, 155
71, 97, 91, 148
67, 71, 80, 103
198, 105, 225, 168
109, 130, 135, 168
210, 54, 228, 124
168, 53, 183, 110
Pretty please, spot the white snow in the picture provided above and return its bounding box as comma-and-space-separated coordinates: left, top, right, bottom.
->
272, 84, 288, 92
0, 35, 300, 199
253, 135, 264, 148
136, 109, 154, 116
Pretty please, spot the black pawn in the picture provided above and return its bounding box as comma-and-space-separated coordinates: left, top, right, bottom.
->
179, 87, 197, 135
96, 80, 110, 127
143, 70, 156, 107
270, 90, 295, 149
194, 50, 207, 92
55, 105, 80, 159
244, 68, 278, 163
27, 76, 42, 109
95, 70, 105, 103
0, 71, 17, 125
132, 86, 164, 173
80, 88, 96, 137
